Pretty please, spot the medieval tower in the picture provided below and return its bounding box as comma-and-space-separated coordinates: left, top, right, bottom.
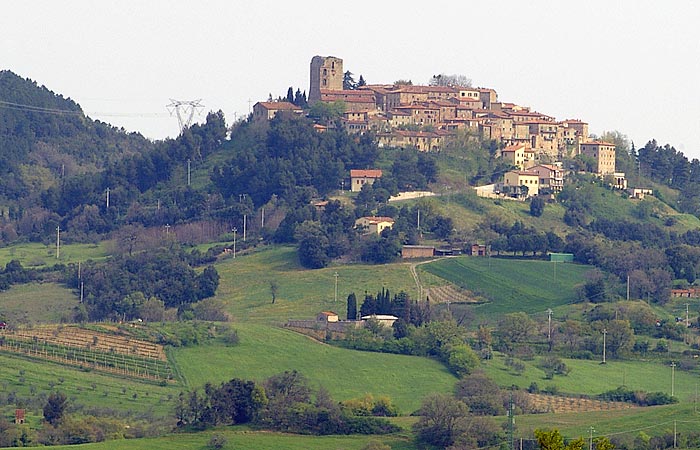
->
309, 55, 343, 104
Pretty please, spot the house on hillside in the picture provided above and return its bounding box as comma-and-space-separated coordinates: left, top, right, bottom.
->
361, 314, 399, 328
500, 143, 527, 170
501, 170, 539, 198
355, 216, 395, 235
350, 169, 382, 192
580, 141, 616, 175
317, 311, 339, 323
530, 164, 564, 193
252, 101, 303, 121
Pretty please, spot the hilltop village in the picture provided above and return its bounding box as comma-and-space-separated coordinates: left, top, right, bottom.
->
253, 55, 632, 200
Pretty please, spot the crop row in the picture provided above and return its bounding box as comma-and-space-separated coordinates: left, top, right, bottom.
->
0, 337, 173, 381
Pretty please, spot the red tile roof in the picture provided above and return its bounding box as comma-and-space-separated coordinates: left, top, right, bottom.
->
350, 169, 383, 178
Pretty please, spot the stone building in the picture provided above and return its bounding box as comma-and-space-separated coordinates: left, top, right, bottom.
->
309, 55, 343, 103
580, 141, 616, 175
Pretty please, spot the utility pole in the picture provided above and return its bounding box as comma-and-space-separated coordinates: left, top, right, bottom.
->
80, 281, 84, 303
56, 225, 60, 259
626, 274, 630, 301
508, 393, 514, 450
602, 328, 607, 364
589, 427, 595, 450
671, 361, 676, 397
546, 308, 553, 351
232, 227, 237, 259
243, 214, 247, 242
261, 207, 265, 229
686, 303, 690, 329
106, 187, 110, 209
334, 272, 339, 303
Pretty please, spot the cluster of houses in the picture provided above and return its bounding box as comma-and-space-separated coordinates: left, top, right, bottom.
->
252, 55, 646, 200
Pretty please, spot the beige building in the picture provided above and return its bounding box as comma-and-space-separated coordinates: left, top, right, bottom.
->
501, 143, 527, 170
503, 170, 539, 197
252, 101, 303, 121
530, 164, 564, 193
580, 141, 616, 175
350, 169, 382, 192
355, 216, 395, 235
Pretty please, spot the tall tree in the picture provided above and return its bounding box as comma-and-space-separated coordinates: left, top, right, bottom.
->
43, 392, 68, 426
346, 292, 357, 320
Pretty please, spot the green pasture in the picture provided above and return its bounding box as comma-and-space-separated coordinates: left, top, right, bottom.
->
0, 241, 110, 268
420, 256, 592, 321
483, 353, 697, 400
214, 246, 420, 323
0, 282, 78, 323
52, 428, 416, 450
171, 322, 456, 413
0, 352, 180, 417
515, 403, 700, 445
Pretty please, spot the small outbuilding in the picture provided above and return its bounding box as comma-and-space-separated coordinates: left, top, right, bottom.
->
317, 311, 339, 323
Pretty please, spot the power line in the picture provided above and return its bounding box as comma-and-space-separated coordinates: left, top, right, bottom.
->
0, 99, 170, 118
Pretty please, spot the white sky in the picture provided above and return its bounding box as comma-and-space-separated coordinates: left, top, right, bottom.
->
3, 1, 700, 157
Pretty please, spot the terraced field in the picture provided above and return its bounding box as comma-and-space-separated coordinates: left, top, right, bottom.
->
0, 325, 172, 381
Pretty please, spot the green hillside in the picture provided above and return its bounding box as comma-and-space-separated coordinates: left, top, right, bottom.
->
214, 246, 419, 323
420, 256, 592, 320
172, 322, 456, 413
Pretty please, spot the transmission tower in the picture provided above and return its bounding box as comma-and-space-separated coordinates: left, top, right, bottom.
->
166, 99, 204, 133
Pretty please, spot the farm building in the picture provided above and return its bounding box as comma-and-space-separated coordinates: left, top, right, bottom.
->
317, 311, 339, 322
361, 314, 399, 328
401, 245, 435, 259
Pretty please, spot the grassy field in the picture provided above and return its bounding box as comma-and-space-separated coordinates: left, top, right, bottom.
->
0, 282, 78, 323
0, 241, 111, 268
171, 322, 456, 414
0, 352, 180, 417
52, 427, 417, 449
214, 246, 420, 323
420, 256, 592, 322
483, 353, 697, 400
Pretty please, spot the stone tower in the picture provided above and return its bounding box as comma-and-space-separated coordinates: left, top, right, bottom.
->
309, 55, 343, 104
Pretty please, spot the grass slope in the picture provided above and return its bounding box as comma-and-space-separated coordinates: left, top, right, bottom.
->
171, 322, 456, 413
0, 352, 180, 417
420, 256, 592, 320
214, 246, 419, 323
0, 282, 78, 323
0, 241, 110, 268
52, 428, 416, 450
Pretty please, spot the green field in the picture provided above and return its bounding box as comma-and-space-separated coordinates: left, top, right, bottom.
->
214, 246, 420, 323
0, 241, 111, 268
420, 256, 592, 321
52, 427, 416, 450
171, 322, 456, 413
0, 352, 180, 418
0, 282, 78, 323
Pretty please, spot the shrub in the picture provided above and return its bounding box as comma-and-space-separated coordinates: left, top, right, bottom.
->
208, 434, 227, 449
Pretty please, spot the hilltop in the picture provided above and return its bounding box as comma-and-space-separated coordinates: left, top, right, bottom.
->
1, 65, 700, 448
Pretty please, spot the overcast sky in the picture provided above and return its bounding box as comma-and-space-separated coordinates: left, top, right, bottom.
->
3, 1, 699, 158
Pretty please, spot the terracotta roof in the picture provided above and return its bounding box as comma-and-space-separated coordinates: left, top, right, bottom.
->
319, 311, 338, 316
502, 144, 527, 152
255, 101, 301, 110
582, 141, 615, 146
350, 169, 383, 178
